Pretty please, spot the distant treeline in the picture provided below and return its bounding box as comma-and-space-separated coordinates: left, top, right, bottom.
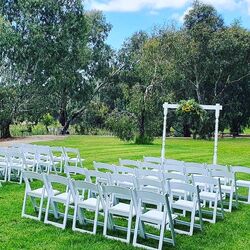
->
0, 0, 249, 143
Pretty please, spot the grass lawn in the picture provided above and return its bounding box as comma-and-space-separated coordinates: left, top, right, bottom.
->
0, 135, 250, 250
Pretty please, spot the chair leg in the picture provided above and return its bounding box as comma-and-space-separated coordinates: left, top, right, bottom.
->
189, 209, 196, 236
62, 202, 69, 229
44, 197, 51, 223
126, 214, 133, 243
228, 191, 233, 212
133, 215, 140, 246
72, 204, 78, 231
93, 206, 99, 234
8, 167, 11, 182
38, 195, 44, 221
21, 192, 28, 218
103, 208, 109, 237
158, 220, 166, 250
212, 198, 218, 223
248, 189, 250, 203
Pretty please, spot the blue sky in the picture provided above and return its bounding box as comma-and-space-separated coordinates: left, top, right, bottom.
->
85, 0, 250, 50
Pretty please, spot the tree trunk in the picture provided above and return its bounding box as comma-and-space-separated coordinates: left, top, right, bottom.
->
139, 108, 145, 139
61, 119, 71, 135
0, 121, 11, 138
59, 107, 67, 127
183, 124, 191, 137
59, 87, 68, 127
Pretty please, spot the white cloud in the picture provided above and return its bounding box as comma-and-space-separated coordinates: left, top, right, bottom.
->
86, 0, 250, 15
245, 0, 250, 15
86, 0, 189, 12
179, 6, 193, 23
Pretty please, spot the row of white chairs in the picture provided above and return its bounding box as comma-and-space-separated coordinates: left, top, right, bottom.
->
96, 159, 250, 207
0, 144, 84, 184
23, 169, 209, 249
22, 159, 250, 249
83, 163, 235, 214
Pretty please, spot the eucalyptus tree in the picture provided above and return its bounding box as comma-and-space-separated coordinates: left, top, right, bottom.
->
1, 0, 114, 136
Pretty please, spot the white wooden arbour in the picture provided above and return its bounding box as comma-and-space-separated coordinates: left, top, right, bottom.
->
161, 103, 222, 165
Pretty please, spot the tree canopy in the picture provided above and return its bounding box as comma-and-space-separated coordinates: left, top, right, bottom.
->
0, 0, 249, 141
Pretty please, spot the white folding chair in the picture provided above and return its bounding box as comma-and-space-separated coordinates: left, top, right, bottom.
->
192, 175, 224, 223
165, 159, 184, 166
64, 147, 84, 168
21, 145, 37, 171
163, 172, 188, 197
110, 173, 136, 189
140, 162, 162, 171
119, 159, 141, 169
44, 174, 73, 229
133, 190, 176, 250
8, 148, 30, 184
143, 156, 162, 164
22, 171, 56, 221
232, 166, 250, 204
168, 182, 203, 236
36, 146, 57, 173
184, 162, 205, 168
93, 161, 116, 173
65, 165, 86, 179
207, 164, 230, 172
136, 169, 163, 181
185, 166, 209, 188
185, 166, 209, 176
163, 163, 186, 175
101, 185, 136, 243
70, 180, 103, 234
210, 170, 237, 212
85, 169, 111, 186
50, 146, 65, 173
0, 148, 8, 183
116, 166, 136, 176
135, 178, 165, 194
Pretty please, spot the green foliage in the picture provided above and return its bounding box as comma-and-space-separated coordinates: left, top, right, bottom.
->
106, 110, 136, 141
75, 101, 109, 135
175, 99, 207, 138
41, 113, 55, 132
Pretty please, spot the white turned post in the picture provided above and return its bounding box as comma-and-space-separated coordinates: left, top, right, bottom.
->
161, 103, 168, 165
213, 104, 221, 164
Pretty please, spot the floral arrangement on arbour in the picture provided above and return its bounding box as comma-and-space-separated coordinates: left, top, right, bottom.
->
175, 99, 207, 138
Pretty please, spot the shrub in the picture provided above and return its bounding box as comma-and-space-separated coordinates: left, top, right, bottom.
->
106, 110, 136, 141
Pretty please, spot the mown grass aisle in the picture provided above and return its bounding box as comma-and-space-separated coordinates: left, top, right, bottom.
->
0, 136, 250, 249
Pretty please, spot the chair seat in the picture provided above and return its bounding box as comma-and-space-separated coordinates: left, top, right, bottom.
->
109, 202, 135, 216
169, 179, 185, 183
78, 197, 102, 210
117, 181, 134, 188
53, 192, 74, 203
144, 176, 159, 181
67, 158, 85, 163
200, 191, 218, 201
236, 180, 250, 188
173, 199, 197, 211
9, 163, 24, 169
28, 188, 60, 198
220, 185, 235, 193
141, 185, 161, 193
195, 182, 207, 188
141, 209, 177, 224
53, 156, 64, 161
